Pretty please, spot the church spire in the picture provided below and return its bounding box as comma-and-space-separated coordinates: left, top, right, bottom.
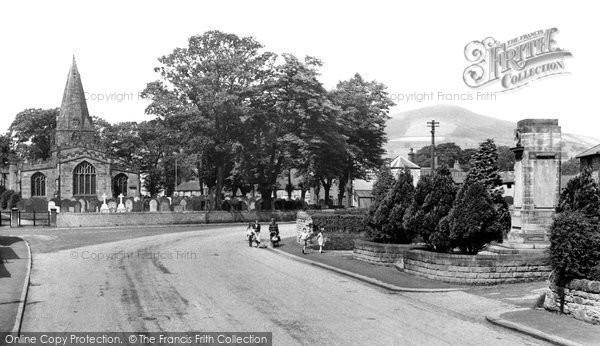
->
55, 56, 95, 147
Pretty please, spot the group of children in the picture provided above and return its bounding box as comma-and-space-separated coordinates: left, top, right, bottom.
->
299, 223, 325, 254
246, 218, 281, 248
245, 219, 326, 254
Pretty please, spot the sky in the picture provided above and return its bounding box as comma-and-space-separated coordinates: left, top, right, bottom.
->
0, 0, 598, 139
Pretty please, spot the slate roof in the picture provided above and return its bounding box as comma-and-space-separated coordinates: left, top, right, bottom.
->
390, 156, 420, 169
576, 144, 600, 158
354, 190, 374, 198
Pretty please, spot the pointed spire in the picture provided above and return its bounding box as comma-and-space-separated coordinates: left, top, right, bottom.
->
55, 56, 94, 147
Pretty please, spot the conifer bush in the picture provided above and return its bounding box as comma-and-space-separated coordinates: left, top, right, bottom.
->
368, 169, 415, 243
446, 182, 503, 254
549, 211, 600, 283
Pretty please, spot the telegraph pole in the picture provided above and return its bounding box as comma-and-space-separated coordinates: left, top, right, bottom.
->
427, 120, 439, 171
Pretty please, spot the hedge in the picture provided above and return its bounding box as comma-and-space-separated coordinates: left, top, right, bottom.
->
309, 213, 366, 234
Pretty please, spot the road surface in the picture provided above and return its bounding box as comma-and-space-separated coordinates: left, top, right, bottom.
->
16, 224, 546, 345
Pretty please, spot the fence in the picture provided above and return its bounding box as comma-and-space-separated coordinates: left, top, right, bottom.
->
0, 209, 52, 227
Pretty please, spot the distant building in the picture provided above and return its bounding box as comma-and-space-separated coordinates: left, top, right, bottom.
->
576, 144, 600, 180
174, 178, 206, 197
390, 154, 421, 185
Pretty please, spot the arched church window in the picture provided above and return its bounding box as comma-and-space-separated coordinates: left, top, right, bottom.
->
113, 173, 128, 198
73, 161, 96, 196
31, 172, 46, 197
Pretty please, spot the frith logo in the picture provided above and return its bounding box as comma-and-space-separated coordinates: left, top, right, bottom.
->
463, 28, 572, 91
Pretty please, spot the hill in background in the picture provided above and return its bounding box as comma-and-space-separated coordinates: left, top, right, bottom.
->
385, 105, 598, 161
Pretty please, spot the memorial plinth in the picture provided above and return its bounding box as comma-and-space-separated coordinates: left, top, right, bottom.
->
508, 119, 561, 248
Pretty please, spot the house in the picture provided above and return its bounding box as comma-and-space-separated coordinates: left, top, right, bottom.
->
576, 144, 600, 180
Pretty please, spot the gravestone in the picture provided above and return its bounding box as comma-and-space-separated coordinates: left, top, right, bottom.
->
125, 199, 133, 212
79, 199, 87, 213
159, 200, 171, 212
68, 207, 75, 213
149, 199, 158, 212
509, 119, 561, 248
108, 201, 117, 213
88, 199, 99, 213
61, 200, 71, 212
180, 199, 188, 211
133, 200, 143, 212
74, 202, 81, 213
48, 201, 56, 212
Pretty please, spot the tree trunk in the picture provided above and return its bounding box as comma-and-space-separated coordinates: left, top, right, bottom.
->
261, 188, 273, 211
286, 170, 293, 200
337, 173, 348, 207
321, 178, 332, 207
346, 169, 353, 208
214, 163, 223, 210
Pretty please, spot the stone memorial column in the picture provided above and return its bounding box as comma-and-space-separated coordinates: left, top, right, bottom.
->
508, 119, 561, 248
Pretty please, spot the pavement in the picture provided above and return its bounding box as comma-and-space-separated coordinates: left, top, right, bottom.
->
0, 236, 30, 334
273, 236, 600, 346
273, 236, 459, 291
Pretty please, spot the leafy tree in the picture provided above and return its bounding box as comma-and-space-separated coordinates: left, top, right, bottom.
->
330, 73, 394, 206
368, 169, 415, 243
497, 145, 515, 171
9, 108, 58, 160
561, 157, 580, 176
0, 133, 15, 166
142, 30, 275, 209
550, 211, 600, 283
556, 167, 600, 217
414, 143, 465, 168
446, 182, 504, 254
239, 54, 344, 209
404, 166, 457, 248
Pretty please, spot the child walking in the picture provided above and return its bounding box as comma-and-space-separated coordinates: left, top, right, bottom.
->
317, 227, 325, 253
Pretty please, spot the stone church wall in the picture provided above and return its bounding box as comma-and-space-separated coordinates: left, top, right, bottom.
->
60, 158, 111, 200
20, 166, 58, 199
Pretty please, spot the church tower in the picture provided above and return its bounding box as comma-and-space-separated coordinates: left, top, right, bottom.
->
54, 56, 95, 147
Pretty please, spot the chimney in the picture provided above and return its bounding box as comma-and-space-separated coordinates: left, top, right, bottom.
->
453, 160, 461, 171
408, 148, 415, 163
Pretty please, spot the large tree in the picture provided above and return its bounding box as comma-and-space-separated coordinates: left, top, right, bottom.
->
142, 30, 275, 209
0, 133, 15, 166
330, 74, 394, 206
240, 54, 345, 209
9, 108, 59, 160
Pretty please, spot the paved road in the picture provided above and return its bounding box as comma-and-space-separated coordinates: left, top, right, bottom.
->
17, 224, 547, 345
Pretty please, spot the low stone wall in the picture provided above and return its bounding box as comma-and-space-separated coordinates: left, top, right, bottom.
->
353, 240, 414, 267
402, 249, 551, 285
56, 210, 297, 228
544, 279, 600, 325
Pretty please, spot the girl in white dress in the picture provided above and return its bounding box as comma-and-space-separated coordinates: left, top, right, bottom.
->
317, 228, 325, 253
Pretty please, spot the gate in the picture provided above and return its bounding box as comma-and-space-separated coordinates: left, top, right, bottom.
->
0, 211, 9, 227
0, 210, 52, 227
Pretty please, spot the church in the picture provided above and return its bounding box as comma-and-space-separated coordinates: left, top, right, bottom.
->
1, 58, 140, 204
